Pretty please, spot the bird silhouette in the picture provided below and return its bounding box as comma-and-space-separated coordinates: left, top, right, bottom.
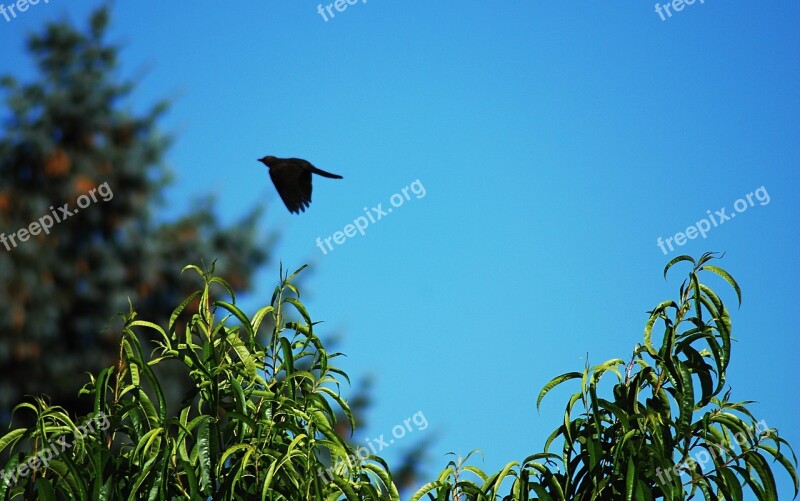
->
258, 156, 343, 214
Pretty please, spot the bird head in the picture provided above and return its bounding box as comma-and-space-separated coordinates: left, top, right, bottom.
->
257, 155, 277, 167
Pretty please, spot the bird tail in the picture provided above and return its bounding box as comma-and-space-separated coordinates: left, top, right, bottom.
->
310, 166, 343, 179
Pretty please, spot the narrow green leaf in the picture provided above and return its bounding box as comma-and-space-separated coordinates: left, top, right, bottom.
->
664, 255, 696, 279
168, 290, 202, 334
537, 372, 582, 410
701, 265, 742, 307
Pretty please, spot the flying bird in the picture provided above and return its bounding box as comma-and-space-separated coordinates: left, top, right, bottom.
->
257, 156, 343, 214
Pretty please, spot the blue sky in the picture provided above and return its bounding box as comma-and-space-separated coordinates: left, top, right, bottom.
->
2, 0, 799, 496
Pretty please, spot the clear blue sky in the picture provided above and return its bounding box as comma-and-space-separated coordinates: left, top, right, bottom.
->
2, 1, 798, 496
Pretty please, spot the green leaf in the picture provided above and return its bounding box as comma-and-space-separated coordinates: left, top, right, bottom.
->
410, 481, 449, 501
214, 300, 255, 341
209, 276, 236, 304
701, 265, 742, 307
226, 331, 258, 379
664, 255, 695, 279
196, 418, 213, 493
744, 452, 778, 500
625, 457, 637, 501
283, 297, 312, 328
0, 428, 27, 454
167, 290, 202, 334
285, 264, 308, 283
675, 361, 695, 437
35, 478, 57, 500
537, 372, 582, 410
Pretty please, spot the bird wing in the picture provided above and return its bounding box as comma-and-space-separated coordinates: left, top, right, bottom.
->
269, 163, 313, 214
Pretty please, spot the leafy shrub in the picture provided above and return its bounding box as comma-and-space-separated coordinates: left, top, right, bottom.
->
2, 254, 796, 500
412, 253, 798, 500
0, 264, 397, 500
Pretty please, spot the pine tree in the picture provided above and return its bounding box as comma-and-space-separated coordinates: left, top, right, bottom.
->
0, 8, 268, 423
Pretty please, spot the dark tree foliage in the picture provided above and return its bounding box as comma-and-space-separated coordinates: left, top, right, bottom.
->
0, 9, 430, 493
0, 8, 268, 423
